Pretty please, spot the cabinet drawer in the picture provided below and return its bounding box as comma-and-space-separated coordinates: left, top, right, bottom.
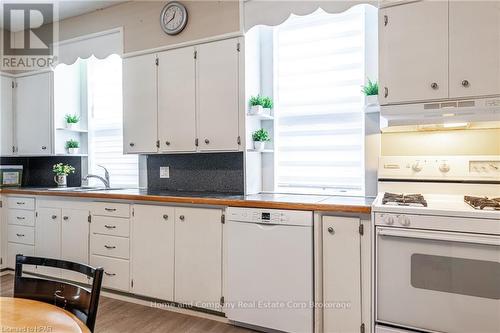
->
92, 202, 130, 218
7, 243, 34, 270
8, 197, 35, 210
91, 234, 129, 259
8, 210, 35, 227
90, 255, 130, 292
8, 225, 35, 245
91, 216, 130, 237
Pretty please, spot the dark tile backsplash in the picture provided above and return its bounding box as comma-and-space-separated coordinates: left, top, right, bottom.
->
0, 156, 82, 187
147, 153, 244, 194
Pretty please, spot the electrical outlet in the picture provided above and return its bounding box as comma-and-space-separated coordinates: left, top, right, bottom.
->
160, 166, 170, 179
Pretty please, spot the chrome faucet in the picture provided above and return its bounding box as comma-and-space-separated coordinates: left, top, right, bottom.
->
83, 165, 110, 189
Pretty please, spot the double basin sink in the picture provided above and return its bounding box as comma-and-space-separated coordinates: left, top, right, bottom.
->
46, 186, 127, 192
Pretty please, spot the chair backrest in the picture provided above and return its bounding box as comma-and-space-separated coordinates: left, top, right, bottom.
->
14, 255, 104, 332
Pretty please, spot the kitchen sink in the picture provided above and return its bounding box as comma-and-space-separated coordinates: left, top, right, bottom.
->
46, 187, 127, 192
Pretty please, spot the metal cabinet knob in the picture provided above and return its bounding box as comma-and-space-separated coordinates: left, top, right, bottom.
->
204, 139, 210, 144
51, 215, 57, 219
431, 82, 439, 90
63, 216, 69, 221
461, 80, 470, 87
327, 227, 335, 234
163, 214, 169, 220
129, 142, 135, 147
41, 146, 47, 150
179, 215, 185, 221
165, 141, 171, 146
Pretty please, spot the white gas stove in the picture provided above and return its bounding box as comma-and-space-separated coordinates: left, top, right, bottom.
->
373, 156, 500, 333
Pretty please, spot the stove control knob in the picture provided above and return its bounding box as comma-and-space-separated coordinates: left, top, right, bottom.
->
398, 215, 411, 226
384, 215, 395, 225
439, 162, 450, 173
412, 161, 423, 172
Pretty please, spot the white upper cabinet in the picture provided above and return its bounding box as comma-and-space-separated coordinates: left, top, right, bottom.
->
15, 72, 52, 155
197, 39, 240, 151
158, 47, 196, 152
379, 1, 449, 104
1, 75, 14, 156
123, 54, 158, 154
449, 1, 500, 98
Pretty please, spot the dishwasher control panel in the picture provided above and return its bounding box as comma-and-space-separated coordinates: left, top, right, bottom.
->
226, 207, 313, 227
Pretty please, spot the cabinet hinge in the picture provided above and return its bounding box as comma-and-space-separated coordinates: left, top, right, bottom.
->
221, 214, 225, 224
195, 138, 199, 147
12, 146, 15, 153
194, 50, 197, 59
237, 136, 241, 145
35, 211, 38, 218
156, 140, 160, 148
88, 215, 92, 223
220, 296, 225, 306
360, 323, 365, 333
236, 42, 240, 52
11, 81, 14, 89
383, 15, 388, 26
131, 279, 134, 288
132, 208, 135, 217
0, 201, 2, 208
155, 57, 159, 66
0, 258, 2, 265
359, 224, 364, 236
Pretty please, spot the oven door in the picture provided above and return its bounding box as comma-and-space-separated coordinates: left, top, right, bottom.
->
376, 227, 500, 333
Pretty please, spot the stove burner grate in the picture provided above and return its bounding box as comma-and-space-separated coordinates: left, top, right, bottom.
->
464, 196, 500, 210
382, 192, 428, 207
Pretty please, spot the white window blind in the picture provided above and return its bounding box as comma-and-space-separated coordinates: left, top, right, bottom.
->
87, 55, 139, 188
274, 7, 367, 196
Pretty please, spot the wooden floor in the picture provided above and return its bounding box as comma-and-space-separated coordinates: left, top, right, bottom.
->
0, 274, 255, 333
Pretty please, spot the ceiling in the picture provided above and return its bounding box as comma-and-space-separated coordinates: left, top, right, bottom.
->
1, 1, 126, 32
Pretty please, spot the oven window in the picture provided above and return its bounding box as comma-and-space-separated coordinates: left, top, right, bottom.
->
411, 254, 500, 300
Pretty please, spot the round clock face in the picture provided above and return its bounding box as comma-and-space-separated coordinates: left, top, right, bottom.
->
160, 2, 188, 35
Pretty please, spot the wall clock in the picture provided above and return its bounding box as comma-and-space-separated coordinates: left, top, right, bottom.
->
160, 2, 188, 35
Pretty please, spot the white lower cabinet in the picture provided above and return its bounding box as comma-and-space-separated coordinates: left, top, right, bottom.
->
131, 205, 175, 300
61, 209, 90, 283
7, 242, 34, 270
322, 216, 363, 333
91, 254, 130, 292
6, 196, 36, 272
174, 207, 223, 311
35, 208, 62, 278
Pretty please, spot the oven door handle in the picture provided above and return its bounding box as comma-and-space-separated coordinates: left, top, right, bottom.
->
377, 227, 500, 246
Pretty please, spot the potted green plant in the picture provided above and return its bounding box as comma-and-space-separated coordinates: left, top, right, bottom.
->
361, 78, 379, 108
252, 128, 270, 151
249, 95, 265, 115
261, 96, 274, 115
52, 163, 75, 187
64, 114, 80, 129
65, 139, 80, 154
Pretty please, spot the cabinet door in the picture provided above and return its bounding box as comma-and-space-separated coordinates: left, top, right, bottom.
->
15, 72, 52, 155
158, 47, 196, 152
197, 39, 240, 151
379, 2, 448, 104
123, 54, 158, 153
1, 76, 14, 156
131, 205, 175, 300
61, 209, 89, 283
35, 208, 61, 277
449, 1, 500, 98
174, 207, 222, 311
322, 216, 361, 333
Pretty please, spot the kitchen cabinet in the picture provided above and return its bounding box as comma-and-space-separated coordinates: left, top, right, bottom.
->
131, 205, 175, 300
322, 216, 362, 333
379, 1, 448, 104
15, 72, 52, 155
123, 53, 158, 154
61, 209, 90, 283
174, 207, 223, 311
0, 75, 14, 156
158, 47, 197, 152
449, 1, 500, 98
197, 39, 240, 151
35, 208, 61, 277
6, 196, 35, 272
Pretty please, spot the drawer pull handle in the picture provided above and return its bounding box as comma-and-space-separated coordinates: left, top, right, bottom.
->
104, 225, 116, 229
104, 272, 116, 277
104, 245, 116, 249
16, 233, 25, 237
16, 217, 25, 220
16, 202, 25, 205
104, 208, 117, 212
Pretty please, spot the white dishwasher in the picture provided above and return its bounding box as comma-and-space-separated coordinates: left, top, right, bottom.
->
225, 207, 314, 333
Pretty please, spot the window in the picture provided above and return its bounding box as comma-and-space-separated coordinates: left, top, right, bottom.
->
87, 55, 138, 188
274, 7, 370, 196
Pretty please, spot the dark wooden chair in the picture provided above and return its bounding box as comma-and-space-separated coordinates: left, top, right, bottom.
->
14, 255, 104, 332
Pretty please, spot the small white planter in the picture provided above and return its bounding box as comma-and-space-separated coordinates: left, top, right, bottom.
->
249, 105, 264, 115
253, 141, 266, 151
54, 175, 67, 187
364, 95, 380, 113
65, 122, 77, 129
67, 148, 80, 155
263, 108, 272, 116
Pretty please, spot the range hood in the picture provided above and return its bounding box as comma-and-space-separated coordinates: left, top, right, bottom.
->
380, 96, 500, 128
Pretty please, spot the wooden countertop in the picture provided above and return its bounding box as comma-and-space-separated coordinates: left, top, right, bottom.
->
0, 188, 373, 214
